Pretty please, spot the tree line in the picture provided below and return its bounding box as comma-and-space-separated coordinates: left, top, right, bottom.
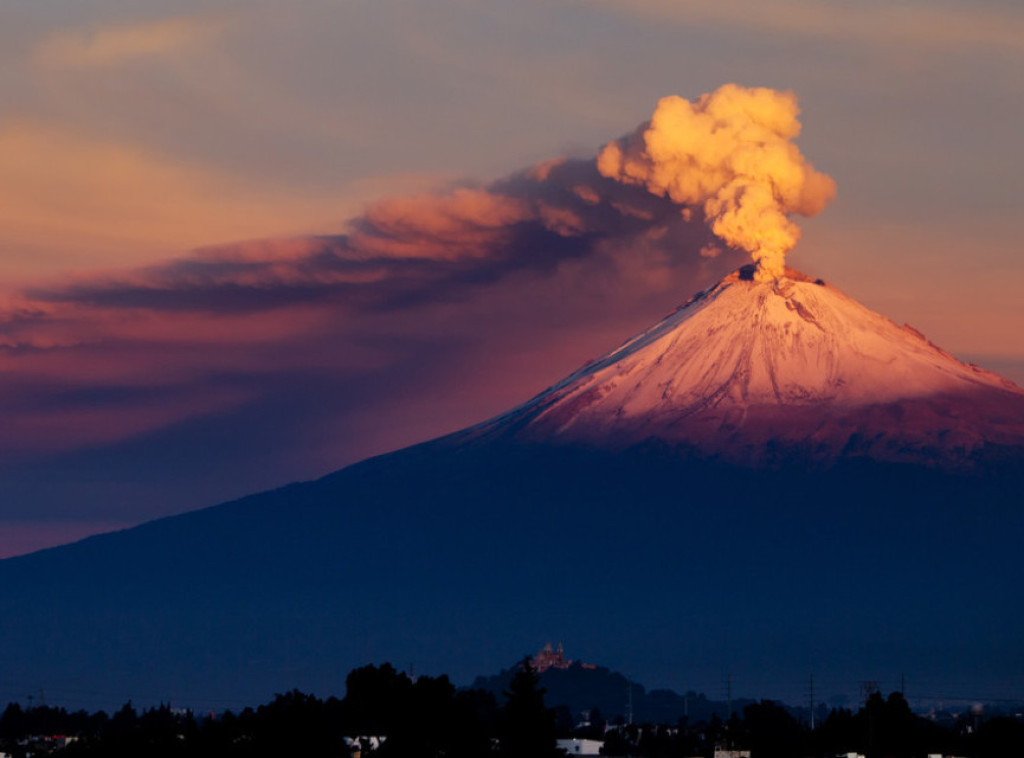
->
0, 662, 1021, 757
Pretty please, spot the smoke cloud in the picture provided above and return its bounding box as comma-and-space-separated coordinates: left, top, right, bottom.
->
597, 84, 836, 281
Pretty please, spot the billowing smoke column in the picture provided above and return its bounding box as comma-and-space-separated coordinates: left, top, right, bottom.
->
597, 84, 836, 282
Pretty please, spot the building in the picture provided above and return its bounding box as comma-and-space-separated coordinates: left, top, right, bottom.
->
557, 738, 604, 755
532, 641, 571, 672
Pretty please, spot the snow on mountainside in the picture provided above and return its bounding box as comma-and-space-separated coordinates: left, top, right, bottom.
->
466, 264, 1024, 467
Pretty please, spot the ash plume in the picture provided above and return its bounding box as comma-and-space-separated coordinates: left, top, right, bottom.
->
0, 83, 835, 483
597, 84, 836, 281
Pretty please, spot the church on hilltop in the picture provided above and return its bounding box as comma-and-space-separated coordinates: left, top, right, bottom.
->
532, 642, 570, 672
532, 642, 596, 672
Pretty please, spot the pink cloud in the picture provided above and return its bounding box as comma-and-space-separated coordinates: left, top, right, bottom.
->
0, 100, 770, 528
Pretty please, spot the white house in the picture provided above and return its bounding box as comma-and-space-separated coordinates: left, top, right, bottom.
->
557, 737, 604, 755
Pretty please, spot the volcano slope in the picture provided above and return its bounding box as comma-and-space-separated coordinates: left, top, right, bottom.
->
0, 266, 1022, 710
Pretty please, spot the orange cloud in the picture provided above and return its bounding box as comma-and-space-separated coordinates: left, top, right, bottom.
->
33, 14, 226, 69
0, 123, 355, 277
349, 189, 533, 260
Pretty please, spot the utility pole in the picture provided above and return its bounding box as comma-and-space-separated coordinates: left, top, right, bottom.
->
724, 673, 734, 751
626, 680, 634, 726
808, 674, 815, 730
860, 681, 879, 758
726, 673, 732, 719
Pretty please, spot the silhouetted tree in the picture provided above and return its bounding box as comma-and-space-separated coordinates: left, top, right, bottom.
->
4, 675, 1022, 758
379, 673, 456, 758
342, 662, 412, 737
742, 700, 804, 758
448, 689, 498, 758
0, 703, 25, 740
860, 690, 918, 758
107, 701, 138, 741
814, 706, 859, 756
972, 716, 1024, 758
250, 690, 338, 757
498, 657, 561, 758
637, 723, 677, 758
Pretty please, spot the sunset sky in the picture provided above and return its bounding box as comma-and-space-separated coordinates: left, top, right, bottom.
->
2, 0, 1023, 557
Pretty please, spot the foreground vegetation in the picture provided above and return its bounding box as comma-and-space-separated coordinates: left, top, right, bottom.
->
1, 662, 1021, 757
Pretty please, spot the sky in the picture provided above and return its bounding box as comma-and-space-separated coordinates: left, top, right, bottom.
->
1, 0, 1023, 559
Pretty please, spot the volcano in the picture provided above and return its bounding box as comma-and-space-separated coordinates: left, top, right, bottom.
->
461, 264, 1024, 468
0, 266, 1022, 711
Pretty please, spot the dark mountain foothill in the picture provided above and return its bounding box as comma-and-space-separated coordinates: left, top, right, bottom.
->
472, 660, 752, 726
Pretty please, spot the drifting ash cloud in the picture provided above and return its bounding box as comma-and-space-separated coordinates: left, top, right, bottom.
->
12, 158, 704, 319
10, 85, 833, 321
0, 85, 834, 525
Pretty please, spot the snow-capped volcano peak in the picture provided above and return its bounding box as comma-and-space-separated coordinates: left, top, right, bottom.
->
469, 264, 1024, 467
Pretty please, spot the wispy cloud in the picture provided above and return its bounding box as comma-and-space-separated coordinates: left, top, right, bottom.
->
0, 122, 359, 275
32, 14, 227, 69
595, 0, 1024, 55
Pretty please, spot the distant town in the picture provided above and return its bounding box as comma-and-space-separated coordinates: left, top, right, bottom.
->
1, 644, 1021, 757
